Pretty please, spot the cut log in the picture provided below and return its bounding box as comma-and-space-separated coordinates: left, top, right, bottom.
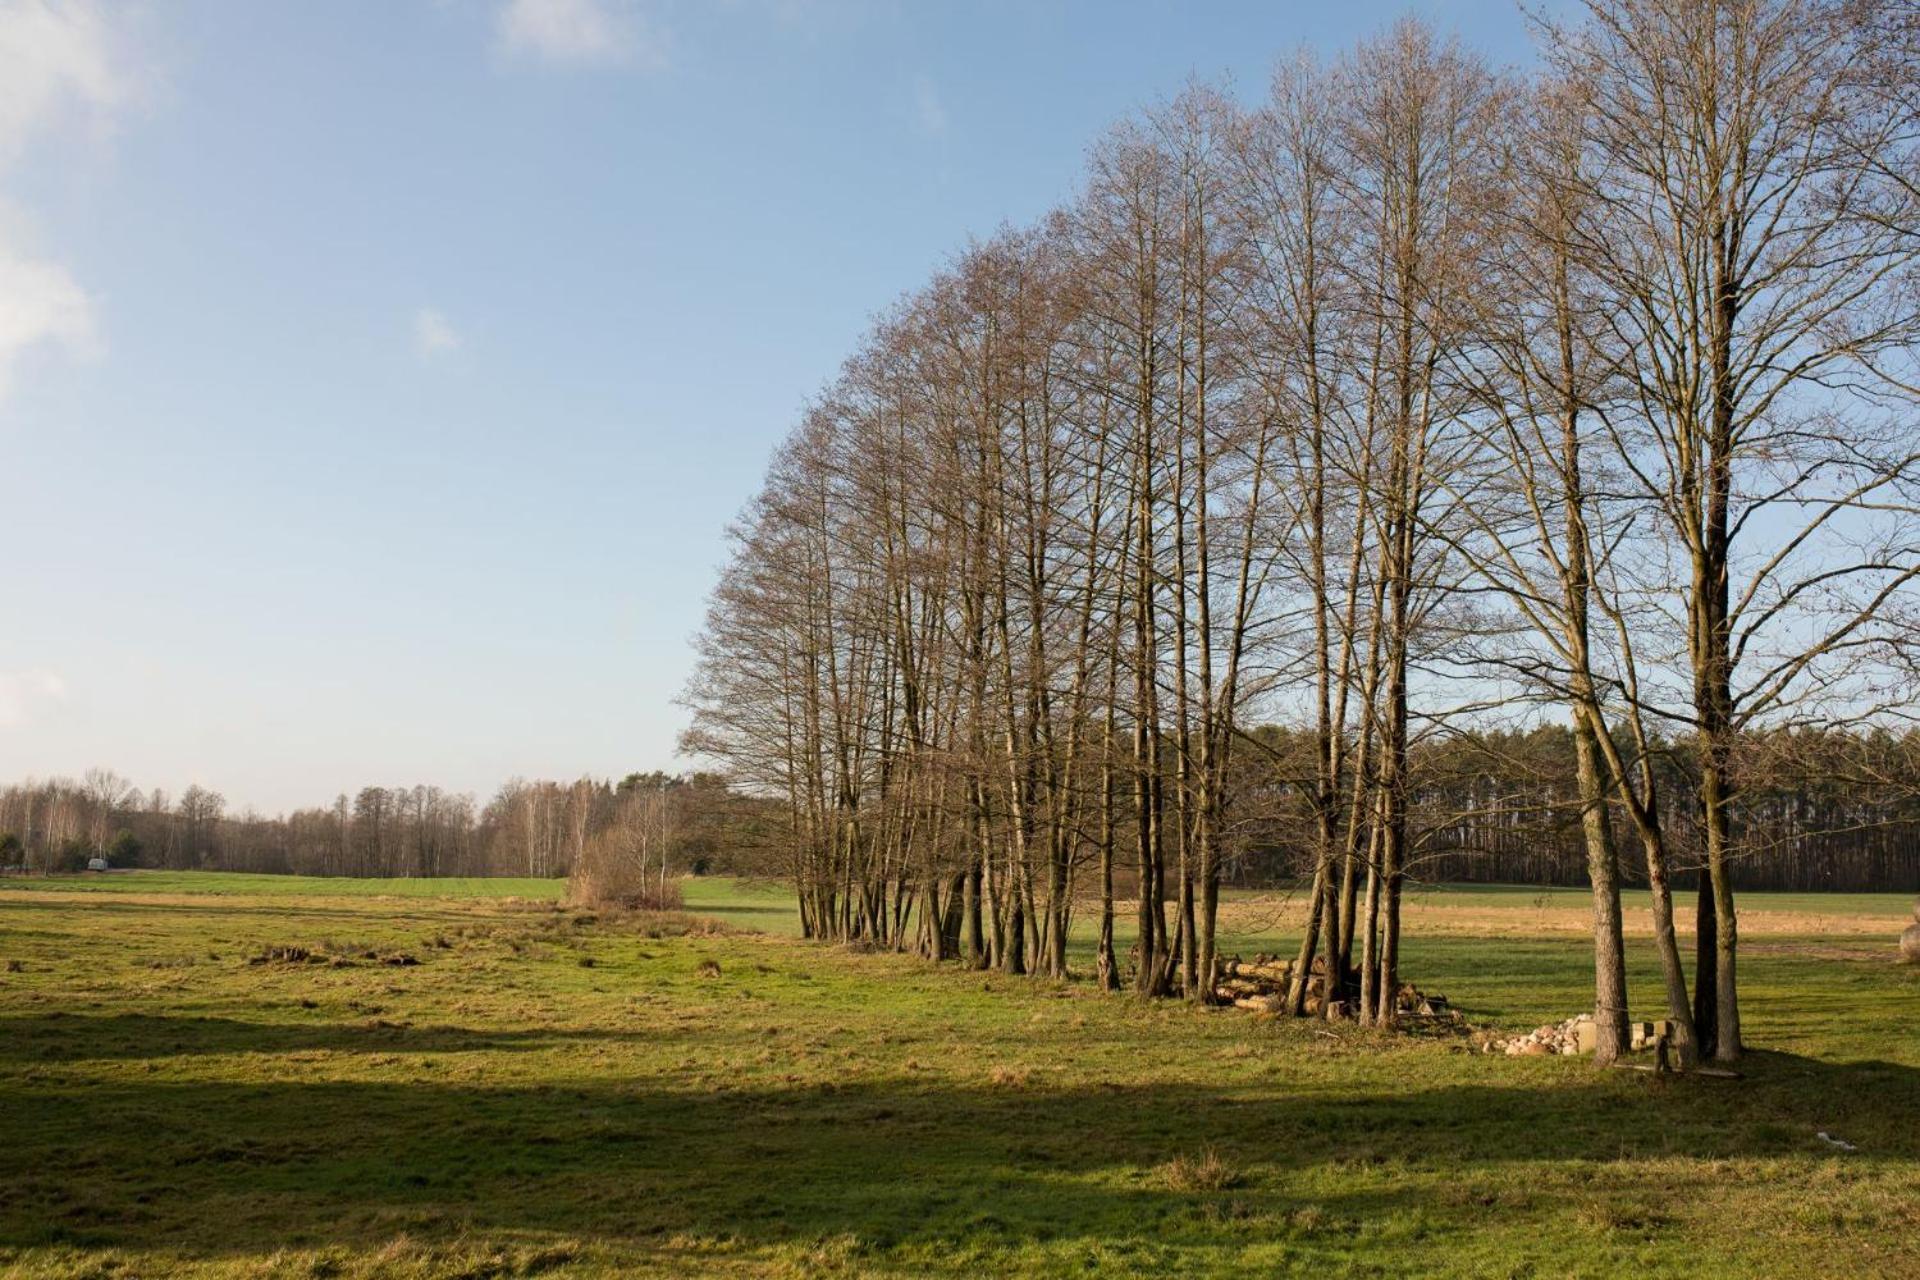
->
1612, 1062, 1743, 1079
1224, 960, 1292, 983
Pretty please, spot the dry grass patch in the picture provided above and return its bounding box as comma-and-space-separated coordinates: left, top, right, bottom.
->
1159, 1147, 1242, 1193
1203, 892, 1913, 942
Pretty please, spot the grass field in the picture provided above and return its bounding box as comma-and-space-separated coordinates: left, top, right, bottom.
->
2, 872, 1916, 1277
0, 871, 570, 900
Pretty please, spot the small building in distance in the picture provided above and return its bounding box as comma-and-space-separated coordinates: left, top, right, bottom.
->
86, 857, 109, 872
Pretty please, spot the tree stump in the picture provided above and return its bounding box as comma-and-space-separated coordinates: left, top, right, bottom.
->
1901, 922, 1920, 966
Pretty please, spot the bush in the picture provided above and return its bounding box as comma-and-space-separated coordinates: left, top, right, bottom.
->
107, 829, 143, 868
618, 881, 685, 912
569, 859, 684, 913
568, 792, 680, 910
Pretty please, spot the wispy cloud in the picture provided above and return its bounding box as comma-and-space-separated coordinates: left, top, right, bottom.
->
0, 0, 132, 404
412, 306, 461, 359
0, 232, 95, 399
0, 0, 124, 158
0, 668, 67, 729
495, 0, 667, 70
912, 73, 947, 136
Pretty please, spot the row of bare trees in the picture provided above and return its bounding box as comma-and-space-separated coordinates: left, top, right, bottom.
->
0, 769, 777, 881
0, 770, 227, 871
685, 0, 1920, 1064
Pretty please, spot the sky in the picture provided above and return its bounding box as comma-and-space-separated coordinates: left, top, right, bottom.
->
0, 0, 1554, 815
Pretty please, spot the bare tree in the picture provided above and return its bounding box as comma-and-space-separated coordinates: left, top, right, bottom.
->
1544, 0, 1920, 1060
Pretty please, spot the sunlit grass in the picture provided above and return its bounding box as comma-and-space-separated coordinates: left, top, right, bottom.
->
1, 872, 1914, 1277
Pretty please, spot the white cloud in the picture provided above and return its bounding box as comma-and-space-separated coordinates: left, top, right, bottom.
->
0, 0, 123, 161
0, 1, 134, 406
412, 307, 461, 359
912, 73, 947, 136
495, 0, 666, 70
0, 225, 95, 398
0, 668, 67, 728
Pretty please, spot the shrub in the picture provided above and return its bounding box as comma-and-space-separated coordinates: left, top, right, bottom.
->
53, 840, 93, 873
568, 788, 680, 910
106, 829, 144, 867
570, 872, 684, 913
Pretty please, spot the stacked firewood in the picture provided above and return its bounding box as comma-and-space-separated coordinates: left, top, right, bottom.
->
1215, 954, 1314, 1013
1214, 953, 1451, 1021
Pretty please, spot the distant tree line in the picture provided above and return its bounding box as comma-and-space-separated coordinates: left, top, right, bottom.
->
10, 722, 1915, 894
1230, 725, 1920, 894
684, 0, 1920, 1066
0, 768, 786, 880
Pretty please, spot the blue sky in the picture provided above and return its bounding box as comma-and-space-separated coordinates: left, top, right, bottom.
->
0, 0, 1549, 814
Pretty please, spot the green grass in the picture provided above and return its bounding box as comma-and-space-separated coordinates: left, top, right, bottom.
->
0, 870, 568, 899
0, 871, 808, 932
681, 876, 810, 935
1392, 881, 1919, 918
1, 872, 1915, 1277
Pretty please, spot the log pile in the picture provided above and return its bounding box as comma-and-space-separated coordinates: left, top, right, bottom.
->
1215, 953, 1451, 1021
1215, 954, 1308, 1013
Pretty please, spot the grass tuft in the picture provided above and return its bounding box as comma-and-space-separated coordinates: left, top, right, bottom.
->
1159, 1147, 1242, 1193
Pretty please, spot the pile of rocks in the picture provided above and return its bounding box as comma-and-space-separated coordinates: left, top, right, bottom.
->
1487, 1013, 1596, 1056
1487, 1014, 1680, 1057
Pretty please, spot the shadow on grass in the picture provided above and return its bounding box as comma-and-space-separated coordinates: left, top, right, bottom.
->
5, 1015, 1917, 1266
0, 1013, 687, 1062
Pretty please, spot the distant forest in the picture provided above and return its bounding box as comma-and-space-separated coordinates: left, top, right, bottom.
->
0, 769, 785, 881
6, 722, 1917, 893
1235, 725, 1920, 895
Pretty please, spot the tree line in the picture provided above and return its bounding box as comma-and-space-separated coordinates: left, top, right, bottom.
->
0, 769, 783, 880
683, 0, 1920, 1066
1234, 723, 1920, 893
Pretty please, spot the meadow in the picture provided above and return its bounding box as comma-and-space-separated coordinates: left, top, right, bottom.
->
1, 871, 1915, 1278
